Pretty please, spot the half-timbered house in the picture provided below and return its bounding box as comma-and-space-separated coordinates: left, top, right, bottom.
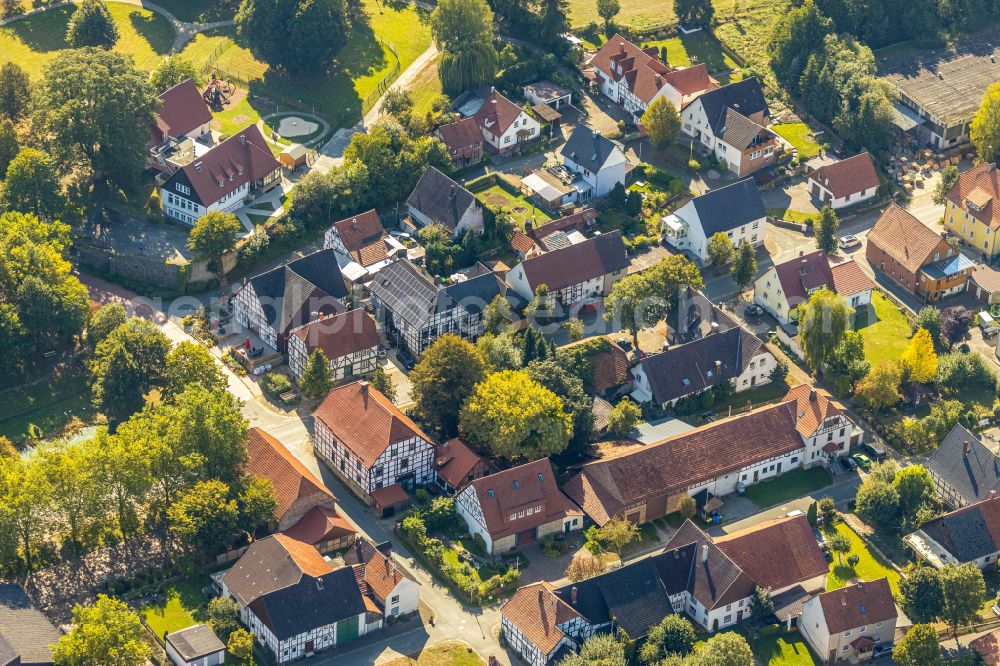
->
287, 308, 380, 381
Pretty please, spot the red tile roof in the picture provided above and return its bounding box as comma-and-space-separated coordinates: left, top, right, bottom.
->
370, 483, 410, 508
465, 459, 581, 541
558, 337, 630, 392
563, 401, 804, 525
280, 505, 356, 545
714, 515, 829, 591
435, 437, 488, 490
810, 152, 879, 199
167, 124, 281, 207
772, 250, 835, 305
782, 384, 848, 439
867, 204, 947, 273
830, 259, 874, 297
970, 627, 1000, 664
511, 229, 539, 255
473, 90, 525, 139
815, 578, 896, 634
948, 163, 1000, 230
662, 63, 718, 98
519, 230, 628, 292
330, 209, 385, 252
245, 427, 335, 523
590, 34, 671, 106
289, 308, 380, 362
361, 549, 407, 604
436, 117, 483, 151
154, 79, 212, 142
500, 583, 582, 655
313, 381, 434, 468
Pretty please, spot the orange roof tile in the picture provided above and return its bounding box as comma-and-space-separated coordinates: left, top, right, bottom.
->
361, 550, 406, 604
947, 163, 999, 230
714, 515, 829, 591
810, 152, 879, 199
867, 204, 947, 273
971, 627, 1000, 664
782, 384, 847, 439
500, 583, 582, 655
370, 483, 410, 508
280, 505, 356, 546
245, 427, 334, 523
435, 437, 488, 490
829, 259, 875, 297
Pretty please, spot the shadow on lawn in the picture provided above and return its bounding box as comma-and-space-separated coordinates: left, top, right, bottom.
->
129, 9, 174, 55
6, 5, 73, 52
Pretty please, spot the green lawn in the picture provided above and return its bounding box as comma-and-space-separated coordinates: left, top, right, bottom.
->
382, 641, 486, 666
773, 123, 823, 159
141, 577, 211, 640
856, 291, 912, 365
825, 522, 901, 595
768, 208, 816, 224
409, 54, 443, 118
0, 370, 96, 443
146, 0, 233, 22
0, 2, 174, 78
743, 467, 833, 509
476, 185, 554, 229
640, 32, 741, 82
689, 382, 790, 426
754, 628, 822, 665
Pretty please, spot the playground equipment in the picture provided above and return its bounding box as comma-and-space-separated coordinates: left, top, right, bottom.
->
202, 78, 233, 109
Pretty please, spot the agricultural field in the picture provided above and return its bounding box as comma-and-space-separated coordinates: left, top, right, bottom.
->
0, 2, 174, 78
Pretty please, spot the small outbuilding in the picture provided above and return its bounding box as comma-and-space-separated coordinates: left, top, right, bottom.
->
279, 143, 308, 169
523, 81, 572, 109
165, 624, 226, 666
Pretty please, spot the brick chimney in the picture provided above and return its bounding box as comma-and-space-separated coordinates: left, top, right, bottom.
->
571, 586, 578, 604
964, 441, 970, 457
810, 388, 817, 401
701, 544, 709, 564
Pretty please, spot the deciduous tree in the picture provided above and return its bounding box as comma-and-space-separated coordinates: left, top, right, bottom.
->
411, 334, 488, 436
693, 631, 753, 666
66, 0, 119, 49
236, 475, 277, 537
971, 81, 1000, 164
893, 623, 942, 666
595, 0, 620, 29
933, 166, 959, 206
815, 205, 839, 253
675, 0, 713, 27
149, 55, 201, 92
431, 0, 498, 94
899, 567, 944, 624
526, 359, 593, 454
940, 306, 973, 350
207, 597, 241, 641
855, 479, 900, 528
854, 360, 902, 411
829, 533, 851, 564
940, 563, 986, 644
642, 97, 681, 149
901, 327, 937, 383
678, 494, 697, 520
53, 596, 150, 666
370, 364, 396, 402
606, 398, 641, 437
798, 289, 852, 373
0, 148, 63, 221
227, 628, 254, 663
298, 349, 332, 399
460, 369, 572, 460
483, 293, 513, 334
558, 633, 627, 666
604, 272, 662, 350
163, 341, 227, 398
0, 118, 17, 176
915, 306, 942, 347
236, 0, 347, 74
87, 303, 127, 349
168, 479, 239, 554
707, 231, 735, 267
0, 453, 51, 570
90, 318, 170, 426
188, 211, 240, 274
640, 614, 696, 663
0, 62, 30, 121
565, 552, 607, 582
730, 240, 757, 292
40, 442, 105, 554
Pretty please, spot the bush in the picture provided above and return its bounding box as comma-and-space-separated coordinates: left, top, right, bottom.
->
687, 158, 702, 172
414, 488, 431, 505
260, 372, 292, 396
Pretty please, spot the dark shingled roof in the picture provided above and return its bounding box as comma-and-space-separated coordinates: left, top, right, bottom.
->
560, 127, 622, 171
245, 248, 348, 335
919, 496, 1000, 563
370, 260, 503, 328
689, 178, 767, 236
518, 230, 629, 292
926, 424, 1000, 506
165, 624, 225, 662
0, 584, 62, 666
697, 78, 770, 138
718, 108, 773, 150
406, 166, 480, 232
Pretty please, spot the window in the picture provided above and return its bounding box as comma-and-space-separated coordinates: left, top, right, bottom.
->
791, 457, 798, 464
875, 622, 882, 628
391, 595, 399, 604
409, 442, 415, 451
176, 184, 190, 195
845, 630, 852, 637
504, 136, 511, 144
391, 607, 400, 616
535, 505, 542, 512
843, 646, 849, 653
510, 513, 516, 521
401, 458, 409, 470
518, 510, 525, 518
526, 507, 534, 515
726, 604, 731, 611
860, 626, 866, 633
375, 466, 383, 477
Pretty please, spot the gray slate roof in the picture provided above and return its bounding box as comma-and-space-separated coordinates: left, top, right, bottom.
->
247, 565, 367, 641
370, 260, 503, 328
0, 585, 62, 666
689, 177, 767, 236
247, 248, 348, 335
560, 127, 622, 171
921, 501, 1000, 562
926, 424, 1000, 506
406, 166, 480, 232
718, 108, 770, 150
697, 78, 770, 137
166, 624, 225, 661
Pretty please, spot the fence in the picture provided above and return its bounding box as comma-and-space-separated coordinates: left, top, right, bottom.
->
361, 36, 401, 114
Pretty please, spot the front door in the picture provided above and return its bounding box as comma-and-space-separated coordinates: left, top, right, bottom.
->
517, 529, 536, 546
777, 462, 782, 473
338, 615, 359, 644
753, 470, 759, 482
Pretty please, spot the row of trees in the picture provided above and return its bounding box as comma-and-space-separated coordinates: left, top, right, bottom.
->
557, 624, 754, 666
813, 0, 1000, 49
854, 461, 938, 533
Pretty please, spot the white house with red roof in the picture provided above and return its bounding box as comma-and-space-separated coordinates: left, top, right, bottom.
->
588, 35, 716, 122
806, 152, 880, 210
150, 78, 212, 148
286, 308, 380, 381
799, 579, 897, 663
159, 124, 281, 225
472, 89, 541, 155
753, 251, 874, 325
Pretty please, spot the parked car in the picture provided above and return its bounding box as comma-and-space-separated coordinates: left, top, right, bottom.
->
813, 527, 829, 551
851, 453, 872, 471
845, 456, 858, 471
872, 644, 892, 659
744, 303, 763, 316
838, 234, 861, 250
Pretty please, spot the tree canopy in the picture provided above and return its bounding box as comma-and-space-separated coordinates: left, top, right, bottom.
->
971, 81, 1000, 163
431, 0, 498, 94
675, 0, 713, 27
0, 62, 31, 122
187, 211, 240, 273
90, 318, 171, 426
149, 56, 201, 93
730, 240, 758, 291
299, 349, 333, 399
236, 0, 348, 74
798, 289, 852, 373
66, 0, 119, 49
642, 98, 681, 149
814, 206, 839, 253
410, 334, 489, 436
53, 596, 151, 666
1, 148, 63, 221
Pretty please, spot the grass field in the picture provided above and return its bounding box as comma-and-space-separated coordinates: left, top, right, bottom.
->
743, 467, 833, 509
856, 291, 911, 365
767, 207, 816, 224
0, 2, 174, 78
0, 370, 96, 443
476, 185, 553, 229
753, 628, 821, 665
146, 0, 232, 23
825, 522, 901, 595
409, 54, 443, 118
381, 641, 486, 666
773, 123, 823, 159
141, 577, 211, 639
640, 32, 740, 80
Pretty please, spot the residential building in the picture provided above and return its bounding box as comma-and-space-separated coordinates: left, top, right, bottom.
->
710, 107, 778, 177
557, 336, 631, 396
312, 381, 436, 514
434, 117, 484, 167
505, 230, 629, 308
232, 248, 348, 352
783, 384, 863, 466
322, 209, 406, 282
472, 89, 541, 154
558, 127, 628, 200
434, 437, 493, 494
406, 166, 485, 236
799, 579, 897, 664
523, 81, 572, 109
343, 539, 420, 619
244, 427, 356, 553
165, 625, 225, 666
0, 584, 62, 666
510, 208, 599, 259
662, 178, 767, 261
806, 153, 880, 210
563, 385, 859, 526
681, 78, 770, 152
588, 35, 716, 122
456, 458, 583, 554
219, 535, 380, 663
925, 425, 1000, 508
286, 308, 380, 382
969, 264, 1000, 304
148, 78, 213, 170
970, 626, 1000, 664
905, 495, 1000, 568
631, 292, 774, 406
944, 163, 1000, 258
866, 204, 973, 299
159, 124, 281, 225
369, 260, 504, 358
754, 251, 874, 325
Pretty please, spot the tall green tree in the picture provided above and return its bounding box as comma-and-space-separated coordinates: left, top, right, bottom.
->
431, 0, 498, 94
899, 566, 944, 624
640, 614, 696, 664
483, 293, 513, 334
606, 398, 641, 438
66, 0, 119, 49
707, 231, 735, 267
236, 0, 348, 74
0, 118, 18, 176
893, 624, 942, 666
0, 62, 31, 121
595, 0, 620, 30
558, 633, 627, 666
814, 205, 839, 253
526, 359, 593, 456
768, 0, 831, 88
693, 631, 753, 666
236, 475, 277, 536
933, 166, 959, 206
604, 272, 661, 349
0, 453, 52, 570
188, 211, 240, 274
730, 240, 758, 292
168, 479, 239, 554
33, 49, 157, 184
410, 334, 489, 436
674, 0, 713, 27
164, 341, 227, 398
87, 303, 127, 349
939, 563, 986, 644
370, 364, 396, 402
53, 596, 151, 666
459, 369, 572, 460
642, 97, 681, 149
0, 148, 63, 221
95, 428, 151, 538
798, 289, 852, 374
149, 55, 201, 92
299, 349, 333, 399
40, 441, 105, 553
971, 81, 1000, 163
90, 318, 171, 426
854, 360, 902, 411
343, 122, 452, 206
